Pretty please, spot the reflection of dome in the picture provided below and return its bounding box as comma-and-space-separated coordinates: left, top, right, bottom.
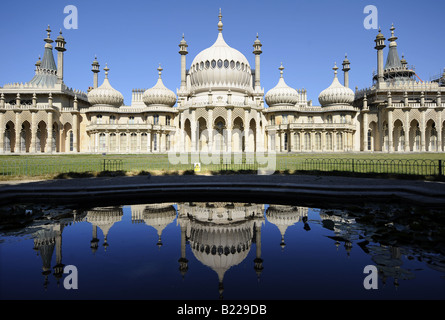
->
265, 63, 299, 106
86, 207, 123, 249
142, 65, 177, 107
189, 221, 254, 285
87, 64, 124, 107
318, 63, 354, 107
189, 10, 252, 93
131, 203, 177, 247
266, 205, 308, 249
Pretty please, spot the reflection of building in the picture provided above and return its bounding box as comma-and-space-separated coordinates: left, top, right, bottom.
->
130, 203, 177, 248
266, 205, 308, 250
177, 202, 265, 299
86, 207, 123, 252
2, 14, 443, 154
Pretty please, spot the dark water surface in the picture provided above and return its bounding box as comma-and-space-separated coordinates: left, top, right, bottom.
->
0, 200, 444, 300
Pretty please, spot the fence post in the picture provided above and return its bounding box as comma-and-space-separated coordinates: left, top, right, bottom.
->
439, 160, 442, 176
351, 159, 354, 173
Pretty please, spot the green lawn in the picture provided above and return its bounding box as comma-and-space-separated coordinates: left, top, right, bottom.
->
0, 152, 444, 179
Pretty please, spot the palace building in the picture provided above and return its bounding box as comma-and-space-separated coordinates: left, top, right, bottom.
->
1, 12, 444, 154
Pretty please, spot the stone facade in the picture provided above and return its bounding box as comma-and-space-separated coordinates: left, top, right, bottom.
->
1, 20, 444, 154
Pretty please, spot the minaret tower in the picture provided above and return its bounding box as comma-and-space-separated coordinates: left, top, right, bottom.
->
342, 54, 350, 88
91, 56, 100, 89
253, 33, 262, 93
374, 27, 386, 88
178, 34, 188, 97
55, 29, 66, 84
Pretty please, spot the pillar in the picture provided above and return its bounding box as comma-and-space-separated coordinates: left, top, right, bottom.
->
0, 111, 4, 153
208, 107, 213, 152
15, 111, 21, 153
227, 107, 232, 153
387, 108, 394, 152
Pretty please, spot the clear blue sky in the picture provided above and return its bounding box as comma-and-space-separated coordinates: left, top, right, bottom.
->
0, 0, 444, 105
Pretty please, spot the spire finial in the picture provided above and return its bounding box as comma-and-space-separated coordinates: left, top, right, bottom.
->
279, 62, 284, 78
44, 25, 53, 44
333, 62, 338, 77
104, 63, 109, 78
158, 63, 163, 79
218, 8, 223, 32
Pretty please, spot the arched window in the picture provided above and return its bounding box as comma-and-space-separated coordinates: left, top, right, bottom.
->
304, 133, 311, 151
153, 133, 158, 151
110, 133, 117, 152
326, 115, 333, 123
97, 114, 103, 124
315, 133, 321, 150
70, 131, 74, 152
99, 133, 106, 152
166, 115, 171, 126
110, 115, 116, 124
336, 132, 343, 151
326, 132, 333, 150
129, 116, 135, 125
367, 129, 372, 151
4, 124, 11, 152
270, 115, 275, 125
153, 115, 159, 125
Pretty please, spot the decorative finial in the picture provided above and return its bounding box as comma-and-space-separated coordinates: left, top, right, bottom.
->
333, 62, 338, 77
279, 62, 284, 78
104, 63, 109, 78
158, 63, 163, 78
218, 8, 223, 32
44, 25, 53, 44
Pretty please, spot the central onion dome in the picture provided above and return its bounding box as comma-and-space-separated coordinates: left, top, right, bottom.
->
88, 64, 124, 107
189, 10, 252, 93
142, 65, 177, 107
318, 63, 354, 107
265, 63, 299, 106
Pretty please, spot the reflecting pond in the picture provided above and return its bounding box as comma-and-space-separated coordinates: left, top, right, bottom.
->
0, 200, 444, 300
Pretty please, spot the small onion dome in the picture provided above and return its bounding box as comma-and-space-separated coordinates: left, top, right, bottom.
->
265, 63, 299, 106
318, 63, 354, 107
142, 64, 177, 107
87, 64, 124, 107
375, 27, 385, 40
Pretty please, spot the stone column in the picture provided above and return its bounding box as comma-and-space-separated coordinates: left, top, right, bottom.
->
0, 111, 4, 153
227, 107, 232, 153
208, 107, 213, 152
387, 108, 394, 152
288, 130, 293, 152
363, 111, 369, 151
244, 109, 249, 152
147, 131, 151, 152
73, 113, 78, 152
420, 107, 426, 152
45, 112, 53, 153
403, 109, 410, 152
30, 111, 36, 153
437, 110, 443, 152
191, 109, 197, 152
15, 112, 21, 153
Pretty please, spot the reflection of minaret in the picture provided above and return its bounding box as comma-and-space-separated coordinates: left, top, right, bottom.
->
178, 202, 265, 299
266, 205, 308, 251
253, 219, 264, 281
33, 224, 66, 289
131, 203, 176, 249
52, 224, 65, 286
90, 225, 99, 254
33, 227, 56, 290
86, 207, 123, 252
